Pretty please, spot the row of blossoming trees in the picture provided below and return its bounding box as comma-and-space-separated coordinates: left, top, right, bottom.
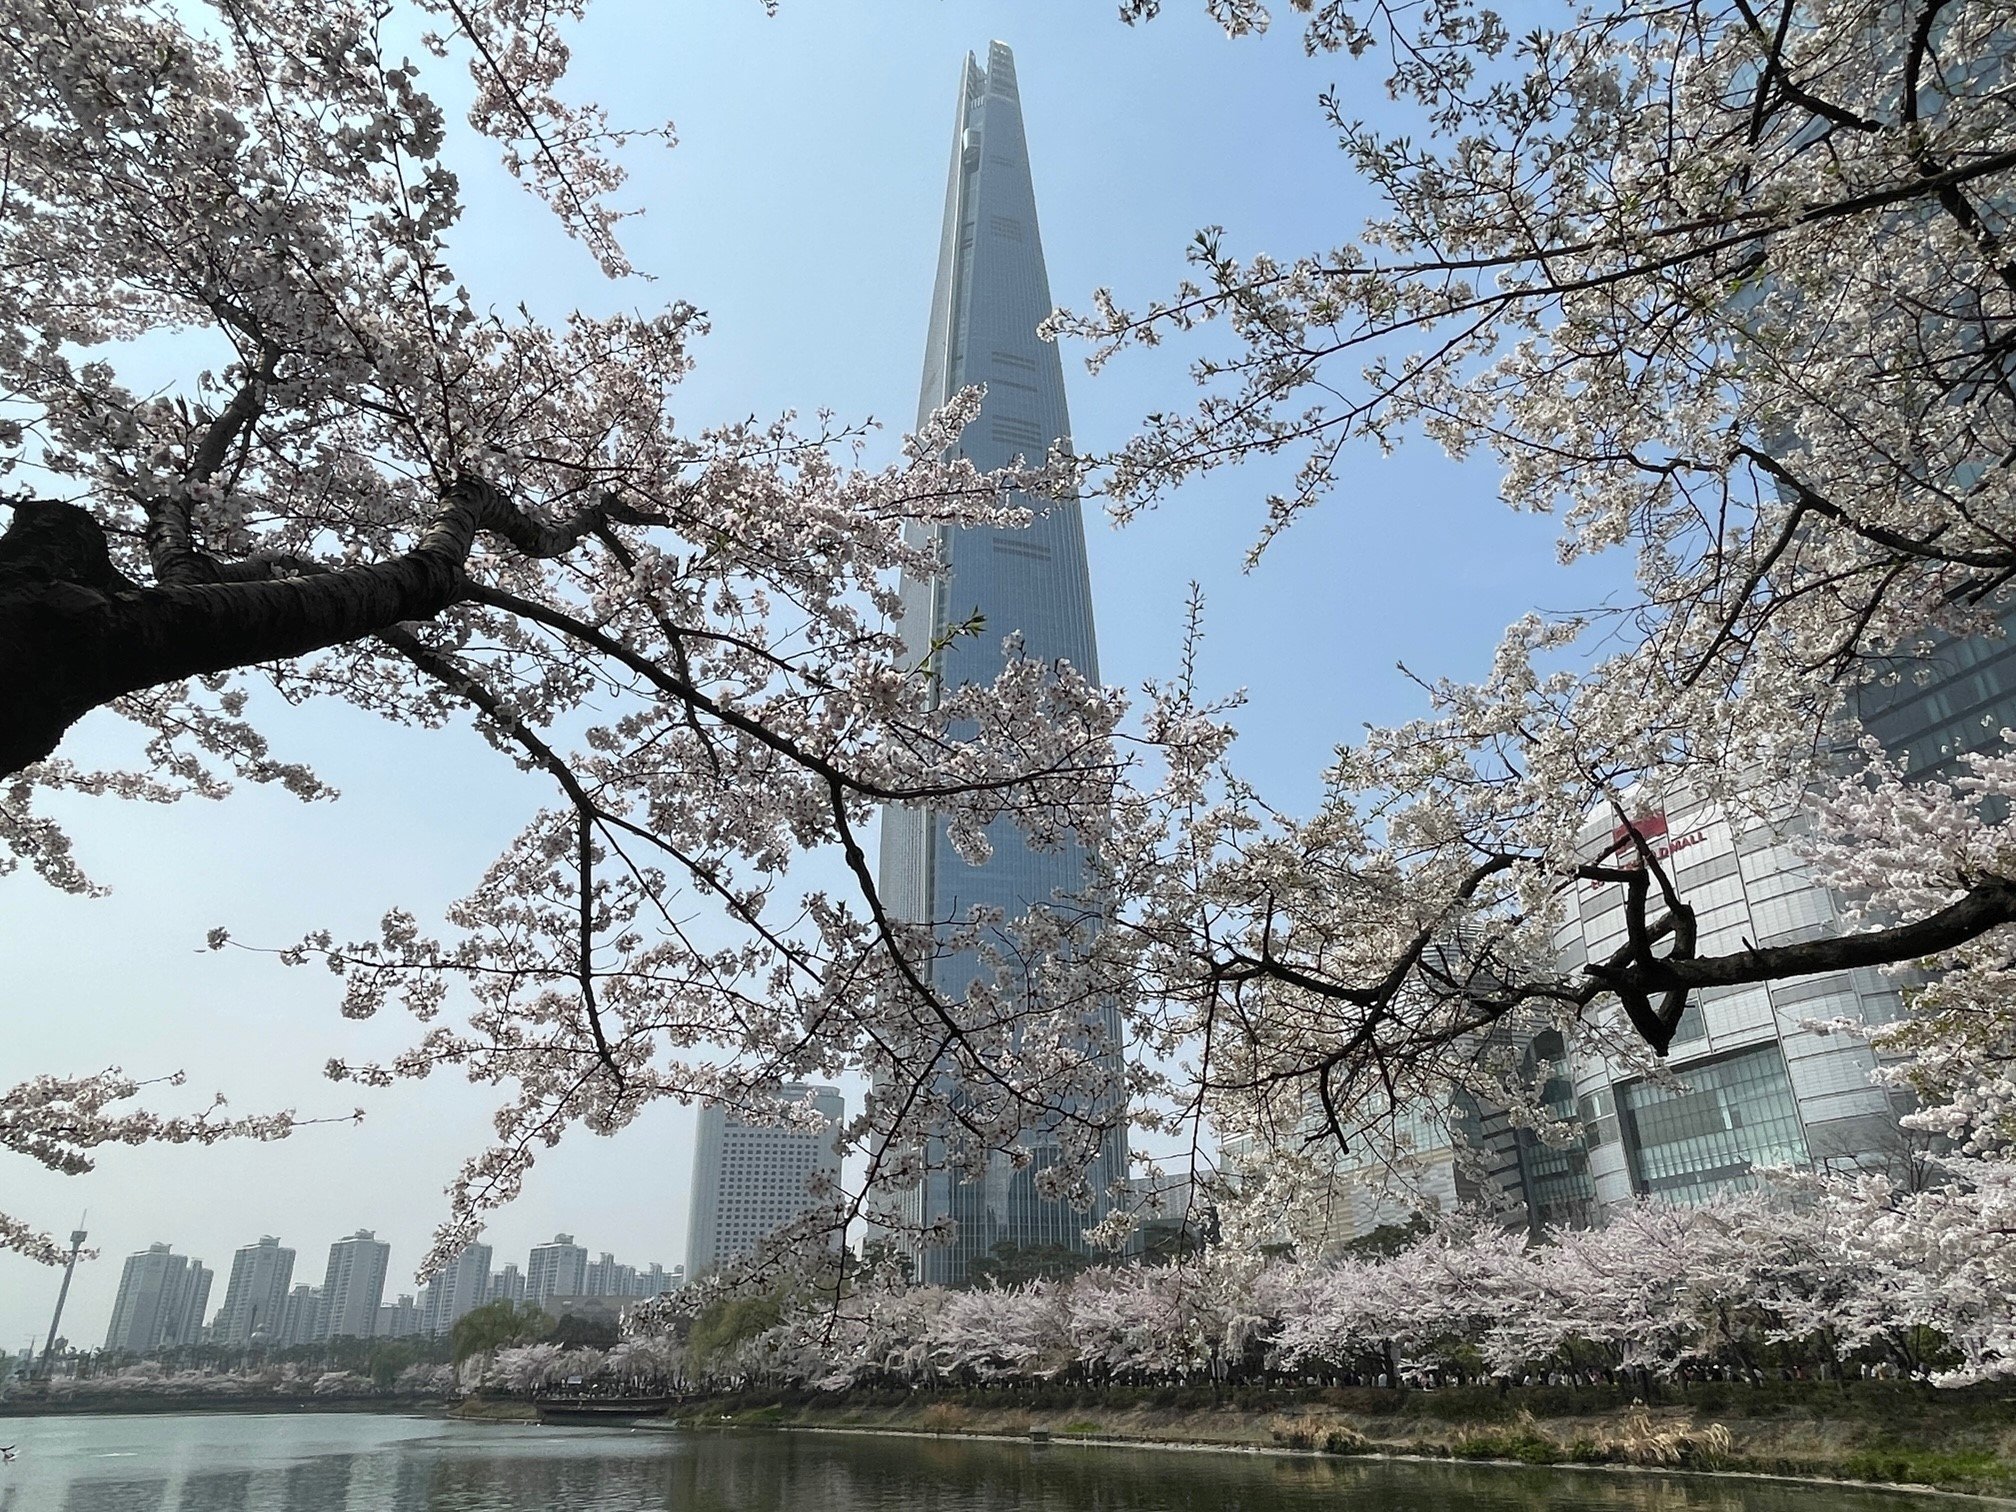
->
9, 1360, 457, 1401
612, 1180, 2016, 1397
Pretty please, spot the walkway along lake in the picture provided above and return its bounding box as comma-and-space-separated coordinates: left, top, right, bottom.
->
0, 1411, 1989, 1511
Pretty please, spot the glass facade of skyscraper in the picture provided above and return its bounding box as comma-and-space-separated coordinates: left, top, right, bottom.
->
876, 43, 1125, 1285
1858, 611, 2016, 788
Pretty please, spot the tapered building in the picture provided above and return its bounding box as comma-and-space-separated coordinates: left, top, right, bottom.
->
877, 42, 1126, 1285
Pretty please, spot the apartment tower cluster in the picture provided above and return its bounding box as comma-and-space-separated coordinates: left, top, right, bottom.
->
95, 1228, 678, 1355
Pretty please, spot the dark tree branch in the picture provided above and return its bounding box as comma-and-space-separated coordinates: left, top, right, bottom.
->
0, 478, 659, 776
1593, 874, 2016, 1005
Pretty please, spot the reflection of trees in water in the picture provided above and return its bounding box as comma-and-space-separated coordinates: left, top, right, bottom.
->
420, 1443, 680, 1510
22, 1427, 1944, 1511
281, 1455, 354, 1512
669, 1436, 1937, 1512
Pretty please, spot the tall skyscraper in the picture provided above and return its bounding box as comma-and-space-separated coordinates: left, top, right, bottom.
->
314, 1229, 390, 1341
877, 42, 1126, 1285
686, 1085, 844, 1279
212, 1235, 295, 1347
104, 1243, 211, 1355
525, 1234, 588, 1302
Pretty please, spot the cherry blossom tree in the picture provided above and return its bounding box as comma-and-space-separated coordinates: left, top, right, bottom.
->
12, 0, 2016, 1301
0, 1069, 322, 1262
0, 0, 1131, 1269
486, 1342, 565, 1394
1072, 0, 2016, 1207
639, 1187, 2008, 1392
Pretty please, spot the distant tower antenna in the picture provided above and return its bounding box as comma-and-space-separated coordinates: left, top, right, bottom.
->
39, 1217, 89, 1377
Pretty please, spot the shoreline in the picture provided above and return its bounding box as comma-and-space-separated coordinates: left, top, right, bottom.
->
0, 1395, 447, 1419
626, 1383, 2016, 1500
760, 1420, 2016, 1505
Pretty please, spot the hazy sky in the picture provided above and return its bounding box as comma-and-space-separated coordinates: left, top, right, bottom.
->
1, 1, 1603, 1351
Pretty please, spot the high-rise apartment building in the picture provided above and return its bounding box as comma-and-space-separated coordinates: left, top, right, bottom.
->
487, 1262, 525, 1304
314, 1229, 390, 1341
378, 1293, 422, 1338
211, 1235, 294, 1347
640, 1263, 680, 1296
584, 1252, 638, 1297
275, 1283, 321, 1348
419, 1242, 492, 1336
686, 1085, 844, 1278
875, 42, 1127, 1286
525, 1234, 588, 1302
103, 1243, 211, 1355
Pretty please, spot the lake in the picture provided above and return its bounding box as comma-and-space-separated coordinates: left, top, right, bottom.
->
0, 1411, 1964, 1511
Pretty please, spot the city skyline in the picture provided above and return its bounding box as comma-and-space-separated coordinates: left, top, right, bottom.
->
38, 1224, 679, 1355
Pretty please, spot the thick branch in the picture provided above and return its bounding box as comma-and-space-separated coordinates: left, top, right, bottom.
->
0, 479, 651, 776
1734, 445, 2016, 570
1592, 875, 2016, 1013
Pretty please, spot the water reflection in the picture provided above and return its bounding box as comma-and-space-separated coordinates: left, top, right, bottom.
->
0, 1413, 1955, 1512
281, 1456, 352, 1512
178, 1472, 251, 1512
62, 1479, 170, 1512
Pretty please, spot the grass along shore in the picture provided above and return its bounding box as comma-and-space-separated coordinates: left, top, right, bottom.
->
517, 1381, 2016, 1498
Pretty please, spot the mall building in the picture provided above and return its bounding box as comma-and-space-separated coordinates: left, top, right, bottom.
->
1241, 611, 2016, 1245
1548, 614, 2016, 1215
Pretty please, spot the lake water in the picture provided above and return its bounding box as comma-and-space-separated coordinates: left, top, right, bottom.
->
0, 1411, 1961, 1511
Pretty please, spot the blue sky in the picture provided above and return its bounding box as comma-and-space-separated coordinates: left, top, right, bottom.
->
0, 1, 1597, 1351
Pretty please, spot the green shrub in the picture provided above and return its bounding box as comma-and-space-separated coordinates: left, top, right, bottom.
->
1447, 1429, 1564, 1465
1842, 1444, 2007, 1488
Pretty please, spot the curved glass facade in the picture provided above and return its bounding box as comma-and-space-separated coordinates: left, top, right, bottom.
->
1548, 605, 2016, 1212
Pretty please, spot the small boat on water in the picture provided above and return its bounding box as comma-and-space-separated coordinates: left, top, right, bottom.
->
534, 1395, 676, 1426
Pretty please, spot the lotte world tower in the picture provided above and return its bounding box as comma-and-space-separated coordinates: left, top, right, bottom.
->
876, 43, 1126, 1285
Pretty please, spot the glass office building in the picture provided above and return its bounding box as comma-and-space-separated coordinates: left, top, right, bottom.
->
876, 43, 1125, 1285
1552, 607, 2016, 1210
1552, 787, 1909, 1208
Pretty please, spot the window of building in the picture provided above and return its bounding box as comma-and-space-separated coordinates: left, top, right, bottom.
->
1618, 1044, 1809, 1202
